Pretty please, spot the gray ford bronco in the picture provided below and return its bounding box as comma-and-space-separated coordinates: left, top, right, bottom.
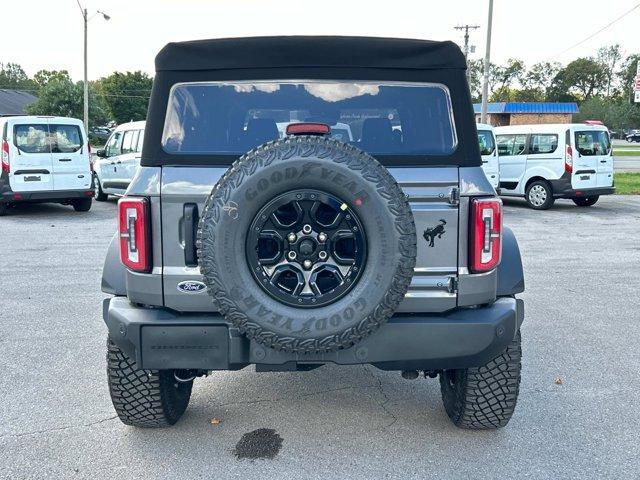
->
102, 36, 525, 430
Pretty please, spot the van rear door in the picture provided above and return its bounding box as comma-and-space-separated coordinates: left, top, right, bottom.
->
571, 129, 608, 189
49, 121, 91, 191
8, 120, 54, 193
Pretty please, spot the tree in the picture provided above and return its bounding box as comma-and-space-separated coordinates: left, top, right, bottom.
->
26, 77, 108, 126
521, 62, 562, 99
549, 58, 607, 101
597, 44, 623, 98
618, 54, 640, 104
33, 70, 71, 90
96, 71, 152, 124
490, 58, 525, 93
0, 62, 34, 90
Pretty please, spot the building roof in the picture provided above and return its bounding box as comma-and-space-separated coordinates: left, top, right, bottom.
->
155, 36, 466, 72
473, 102, 579, 114
0, 89, 37, 116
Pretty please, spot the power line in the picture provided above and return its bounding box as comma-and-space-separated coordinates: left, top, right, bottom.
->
557, 2, 640, 56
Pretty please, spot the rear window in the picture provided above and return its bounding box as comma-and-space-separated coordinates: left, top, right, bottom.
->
162, 81, 457, 157
477, 130, 495, 155
14, 123, 83, 154
575, 130, 610, 156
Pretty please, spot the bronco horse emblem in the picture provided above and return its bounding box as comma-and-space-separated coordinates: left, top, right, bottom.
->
423, 219, 447, 247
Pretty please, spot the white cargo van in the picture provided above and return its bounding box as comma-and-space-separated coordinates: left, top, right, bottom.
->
92, 121, 145, 201
476, 123, 500, 190
494, 123, 614, 209
0, 116, 93, 215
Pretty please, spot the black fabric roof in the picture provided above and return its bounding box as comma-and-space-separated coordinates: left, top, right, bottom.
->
155, 36, 466, 72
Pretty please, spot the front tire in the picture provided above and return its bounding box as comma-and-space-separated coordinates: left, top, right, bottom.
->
525, 180, 554, 210
572, 195, 599, 207
94, 176, 108, 201
72, 197, 92, 212
439, 330, 522, 429
107, 338, 192, 428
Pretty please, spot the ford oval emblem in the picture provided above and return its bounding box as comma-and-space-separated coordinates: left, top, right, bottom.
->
177, 280, 207, 293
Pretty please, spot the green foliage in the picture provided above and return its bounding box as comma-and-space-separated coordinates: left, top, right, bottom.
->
96, 71, 152, 124
33, 70, 71, 89
0, 62, 34, 90
549, 58, 607, 100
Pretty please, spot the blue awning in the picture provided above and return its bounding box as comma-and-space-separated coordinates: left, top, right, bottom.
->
473, 102, 579, 114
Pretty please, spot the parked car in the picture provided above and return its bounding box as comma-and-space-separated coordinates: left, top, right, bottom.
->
102, 37, 525, 430
626, 132, 640, 143
93, 121, 145, 201
476, 122, 500, 190
495, 123, 615, 209
89, 126, 112, 144
0, 115, 93, 215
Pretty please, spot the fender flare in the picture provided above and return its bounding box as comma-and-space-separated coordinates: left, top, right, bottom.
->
101, 232, 127, 295
497, 226, 525, 296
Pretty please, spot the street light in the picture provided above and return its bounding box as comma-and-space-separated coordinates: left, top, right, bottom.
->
76, 1, 110, 132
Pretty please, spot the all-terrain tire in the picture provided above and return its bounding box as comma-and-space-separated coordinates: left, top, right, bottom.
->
72, 197, 92, 212
197, 135, 416, 354
439, 330, 522, 429
106, 337, 192, 428
572, 195, 599, 207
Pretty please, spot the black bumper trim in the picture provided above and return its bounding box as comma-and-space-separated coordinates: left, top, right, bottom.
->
0, 189, 93, 203
549, 171, 615, 198
104, 296, 524, 371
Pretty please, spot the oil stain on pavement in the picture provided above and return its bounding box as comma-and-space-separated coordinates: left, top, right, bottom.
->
234, 428, 283, 460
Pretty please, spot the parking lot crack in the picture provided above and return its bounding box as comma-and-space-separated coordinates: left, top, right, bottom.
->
2, 414, 118, 439
362, 366, 398, 428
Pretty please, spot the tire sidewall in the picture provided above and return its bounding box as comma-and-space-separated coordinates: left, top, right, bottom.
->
198, 138, 415, 352
526, 180, 554, 210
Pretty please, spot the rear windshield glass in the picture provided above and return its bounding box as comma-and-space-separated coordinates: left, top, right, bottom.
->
575, 130, 610, 156
162, 81, 457, 156
15, 124, 49, 153
50, 124, 82, 153
477, 130, 494, 155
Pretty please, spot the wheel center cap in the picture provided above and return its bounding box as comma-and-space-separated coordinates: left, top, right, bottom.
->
299, 239, 315, 255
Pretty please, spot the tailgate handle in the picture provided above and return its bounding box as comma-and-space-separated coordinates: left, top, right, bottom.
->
58, 158, 72, 162
183, 203, 199, 267
600, 160, 607, 163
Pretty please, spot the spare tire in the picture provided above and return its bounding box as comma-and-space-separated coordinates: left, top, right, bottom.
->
197, 136, 416, 353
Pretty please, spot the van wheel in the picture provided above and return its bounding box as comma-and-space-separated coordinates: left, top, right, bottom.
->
525, 180, 554, 210
440, 330, 522, 429
107, 337, 192, 428
72, 198, 92, 212
572, 196, 599, 207
94, 176, 108, 201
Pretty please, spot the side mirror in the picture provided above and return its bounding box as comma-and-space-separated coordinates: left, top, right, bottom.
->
96, 149, 107, 158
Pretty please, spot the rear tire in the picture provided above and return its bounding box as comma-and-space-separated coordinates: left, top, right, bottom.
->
525, 180, 554, 210
572, 195, 599, 207
107, 337, 192, 428
439, 330, 522, 429
72, 197, 92, 212
94, 176, 108, 201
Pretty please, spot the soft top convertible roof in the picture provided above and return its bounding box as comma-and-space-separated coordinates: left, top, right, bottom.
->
155, 36, 467, 72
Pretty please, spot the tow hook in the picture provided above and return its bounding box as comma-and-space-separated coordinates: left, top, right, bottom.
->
174, 369, 208, 383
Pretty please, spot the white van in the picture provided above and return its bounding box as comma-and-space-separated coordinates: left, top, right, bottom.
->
92, 121, 145, 200
476, 123, 500, 190
494, 123, 614, 209
0, 116, 93, 215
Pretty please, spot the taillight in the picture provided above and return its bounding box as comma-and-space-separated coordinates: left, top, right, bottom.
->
118, 197, 151, 272
565, 145, 573, 173
1, 140, 9, 173
469, 197, 502, 273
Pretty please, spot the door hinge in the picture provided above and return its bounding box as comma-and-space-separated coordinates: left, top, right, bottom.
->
449, 187, 460, 206
448, 277, 458, 294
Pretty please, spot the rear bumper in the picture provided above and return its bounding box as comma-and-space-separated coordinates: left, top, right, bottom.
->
103, 296, 524, 371
0, 189, 94, 203
549, 173, 615, 198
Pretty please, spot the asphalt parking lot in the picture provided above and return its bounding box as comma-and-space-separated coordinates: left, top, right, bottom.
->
1, 195, 639, 479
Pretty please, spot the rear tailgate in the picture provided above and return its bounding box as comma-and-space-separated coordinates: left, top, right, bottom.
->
160, 166, 460, 313
7, 121, 54, 192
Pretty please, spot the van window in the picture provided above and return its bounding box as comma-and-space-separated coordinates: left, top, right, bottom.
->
136, 130, 145, 153
529, 134, 558, 154
477, 130, 495, 155
105, 131, 123, 157
50, 124, 83, 153
575, 130, 611, 156
496, 134, 527, 156
14, 124, 50, 154
162, 81, 457, 157
121, 130, 136, 154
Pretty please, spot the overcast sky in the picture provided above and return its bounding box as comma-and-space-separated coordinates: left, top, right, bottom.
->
1, 0, 639, 81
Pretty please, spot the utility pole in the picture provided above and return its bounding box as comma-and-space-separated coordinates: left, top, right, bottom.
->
480, 0, 494, 124
455, 24, 480, 81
